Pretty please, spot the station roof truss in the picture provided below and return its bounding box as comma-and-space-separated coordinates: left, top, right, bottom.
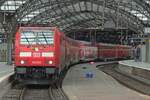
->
0, 0, 150, 34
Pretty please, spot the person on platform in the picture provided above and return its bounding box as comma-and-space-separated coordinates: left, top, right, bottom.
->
135, 44, 141, 62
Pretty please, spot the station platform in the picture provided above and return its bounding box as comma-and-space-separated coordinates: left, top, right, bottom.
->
119, 60, 150, 80
63, 62, 150, 100
0, 62, 14, 99
0, 62, 13, 81
119, 60, 150, 71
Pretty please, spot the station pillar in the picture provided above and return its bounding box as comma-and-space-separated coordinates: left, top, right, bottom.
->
145, 37, 150, 62
5, 15, 17, 65
144, 27, 150, 63
7, 32, 12, 65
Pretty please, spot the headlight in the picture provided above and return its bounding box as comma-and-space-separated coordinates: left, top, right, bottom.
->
48, 61, 53, 64
20, 60, 25, 64
34, 47, 39, 51
20, 52, 32, 57
42, 52, 54, 57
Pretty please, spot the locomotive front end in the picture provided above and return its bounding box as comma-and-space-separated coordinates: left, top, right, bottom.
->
15, 27, 58, 84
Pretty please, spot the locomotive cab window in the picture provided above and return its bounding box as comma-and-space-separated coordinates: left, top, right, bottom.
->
20, 30, 54, 45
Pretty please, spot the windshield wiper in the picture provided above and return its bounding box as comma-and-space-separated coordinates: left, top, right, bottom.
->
41, 32, 48, 45
22, 32, 31, 47
35, 32, 46, 47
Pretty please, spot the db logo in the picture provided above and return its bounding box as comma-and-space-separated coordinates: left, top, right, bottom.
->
33, 53, 40, 57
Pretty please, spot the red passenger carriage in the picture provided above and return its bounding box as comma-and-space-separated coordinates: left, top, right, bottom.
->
78, 41, 98, 61
97, 43, 131, 61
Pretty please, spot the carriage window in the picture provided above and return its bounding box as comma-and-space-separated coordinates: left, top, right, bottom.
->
20, 31, 54, 45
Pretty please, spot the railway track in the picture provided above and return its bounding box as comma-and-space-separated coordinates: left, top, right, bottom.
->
98, 64, 150, 95
49, 84, 68, 100
2, 83, 68, 100
2, 83, 25, 100
21, 87, 50, 100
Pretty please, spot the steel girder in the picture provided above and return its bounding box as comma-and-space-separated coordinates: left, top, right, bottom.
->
57, 11, 141, 33
0, 13, 4, 23
63, 15, 143, 34
16, 0, 142, 25
0, 0, 147, 33
22, 0, 144, 32
0, 12, 17, 64
59, 9, 143, 33
44, 12, 104, 30
133, 0, 150, 15
16, 0, 80, 20
118, 1, 150, 23
108, 11, 143, 33
33, 10, 136, 32
0, 12, 16, 33
61, 18, 102, 31
53, 12, 104, 28
28, 10, 107, 24
62, 19, 103, 30
133, 0, 150, 25
0, 0, 5, 7
27, 3, 109, 24
90, 0, 144, 31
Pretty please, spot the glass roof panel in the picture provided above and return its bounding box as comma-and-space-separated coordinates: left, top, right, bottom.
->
1, 0, 26, 11
19, 10, 40, 22
145, 0, 150, 4
0, 0, 148, 25
142, 17, 148, 21
21, 18, 31, 22
130, 10, 148, 21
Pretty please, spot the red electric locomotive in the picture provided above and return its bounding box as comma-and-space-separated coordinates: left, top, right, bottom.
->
15, 26, 79, 84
